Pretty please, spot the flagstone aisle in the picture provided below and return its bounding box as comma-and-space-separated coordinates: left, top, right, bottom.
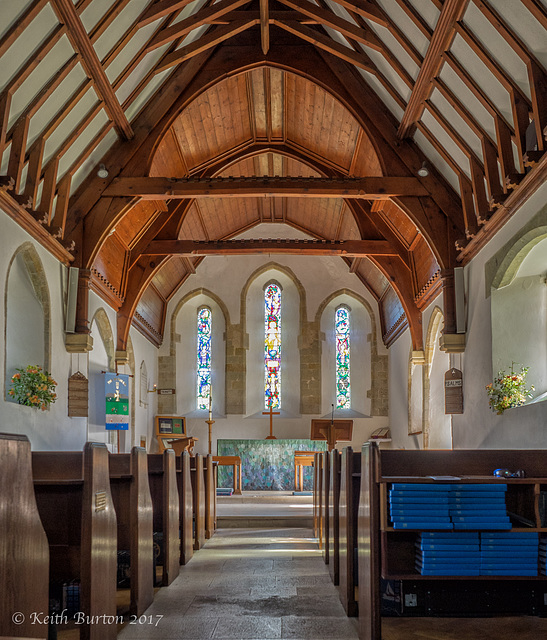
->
118, 527, 359, 640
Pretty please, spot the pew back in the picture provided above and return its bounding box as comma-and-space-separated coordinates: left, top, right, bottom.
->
328, 449, 341, 585
1, 433, 49, 639
204, 454, 216, 539
339, 446, 360, 617
148, 450, 179, 586
191, 454, 206, 550
176, 451, 194, 565
322, 449, 330, 565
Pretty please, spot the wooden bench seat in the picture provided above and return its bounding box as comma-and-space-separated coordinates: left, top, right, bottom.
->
190, 454, 206, 550
176, 450, 194, 565
339, 446, 360, 617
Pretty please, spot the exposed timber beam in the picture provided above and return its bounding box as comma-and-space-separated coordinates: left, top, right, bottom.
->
103, 176, 429, 199
139, 0, 196, 28
260, 0, 270, 54
51, 0, 133, 140
146, 0, 249, 52
273, 20, 376, 73
397, 0, 468, 139
142, 238, 398, 257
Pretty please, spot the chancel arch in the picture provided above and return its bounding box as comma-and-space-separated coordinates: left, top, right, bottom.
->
316, 289, 387, 418
242, 263, 305, 417
168, 288, 228, 417
4, 242, 51, 402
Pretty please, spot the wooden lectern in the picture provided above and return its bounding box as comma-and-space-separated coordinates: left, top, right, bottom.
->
311, 419, 353, 451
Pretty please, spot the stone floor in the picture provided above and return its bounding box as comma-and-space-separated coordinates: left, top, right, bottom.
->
118, 527, 359, 640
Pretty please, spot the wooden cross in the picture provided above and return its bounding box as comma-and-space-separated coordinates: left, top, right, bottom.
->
263, 405, 280, 439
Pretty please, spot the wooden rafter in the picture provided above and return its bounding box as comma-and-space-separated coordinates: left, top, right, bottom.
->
143, 238, 399, 257
50, 0, 133, 140
103, 176, 429, 199
260, 0, 270, 55
520, 0, 547, 30
397, 0, 469, 139
278, 0, 385, 53
139, 0, 197, 28
329, 0, 388, 27
272, 20, 376, 74
146, 0, 249, 52
155, 19, 259, 73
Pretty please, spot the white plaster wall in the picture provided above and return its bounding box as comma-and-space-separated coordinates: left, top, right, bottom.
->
0, 209, 160, 452
388, 182, 547, 451
0, 209, 86, 450
163, 224, 388, 455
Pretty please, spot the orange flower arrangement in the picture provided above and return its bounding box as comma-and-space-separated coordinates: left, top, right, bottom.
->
486, 364, 534, 415
9, 365, 57, 410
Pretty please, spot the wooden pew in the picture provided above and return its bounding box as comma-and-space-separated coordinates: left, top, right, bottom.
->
204, 454, 216, 539
316, 452, 324, 548
213, 455, 242, 494
147, 450, 179, 586
295, 450, 316, 491
191, 454, 206, 550
322, 448, 330, 565
109, 447, 154, 616
339, 446, 360, 617
176, 450, 194, 565
1, 433, 49, 640
328, 448, 341, 585
32, 443, 117, 640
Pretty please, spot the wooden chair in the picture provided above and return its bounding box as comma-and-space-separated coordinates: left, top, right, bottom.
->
328, 448, 341, 585
176, 450, 194, 565
32, 443, 118, 640
1, 433, 49, 639
147, 450, 179, 586
339, 446, 360, 617
109, 447, 154, 616
191, 454, 206, 550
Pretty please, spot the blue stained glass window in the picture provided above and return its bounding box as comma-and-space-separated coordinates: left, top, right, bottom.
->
197, 306, 212, 409
264, 283, 281, 409
335, 305, 350, 409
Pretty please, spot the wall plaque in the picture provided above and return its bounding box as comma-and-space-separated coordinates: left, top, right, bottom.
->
68, 371, 88, 417
445, 368, 463, 414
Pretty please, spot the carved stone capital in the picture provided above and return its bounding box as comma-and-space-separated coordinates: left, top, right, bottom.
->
65, 333, 94, 353
439, 333, 466, 353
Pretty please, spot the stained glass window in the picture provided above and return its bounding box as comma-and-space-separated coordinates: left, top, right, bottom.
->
264, 283, 281, 409
335, 305, 351, 409
197, 306, 212, 409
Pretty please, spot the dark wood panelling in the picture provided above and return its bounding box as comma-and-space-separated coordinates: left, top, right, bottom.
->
356, 257, 389, 299
152, 257, 189, 300
135, 284, 164, 340
178, 203, 208, 241
380, 286, 406, 345
116, 200, 160, 248
412, 235, 441, 298
286, 197, 343, 238
151, 129, 187, 177
93, 233, 128, 297
376, 200, 417, 248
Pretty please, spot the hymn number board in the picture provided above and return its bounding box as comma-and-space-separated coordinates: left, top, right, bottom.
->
445, 368, 463, 414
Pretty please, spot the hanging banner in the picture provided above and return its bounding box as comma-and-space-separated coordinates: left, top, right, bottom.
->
105, 373, 129, 430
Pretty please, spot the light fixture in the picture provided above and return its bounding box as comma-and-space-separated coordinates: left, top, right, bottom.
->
417, 161, 429, 177
97, 163, 109, 179
148, 383, 158, 393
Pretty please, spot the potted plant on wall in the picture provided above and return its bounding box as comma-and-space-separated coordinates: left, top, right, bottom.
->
486, 363, 534, 415
9, 365, 57, 410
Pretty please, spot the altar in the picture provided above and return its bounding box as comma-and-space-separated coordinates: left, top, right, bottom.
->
217, 439, 327, 491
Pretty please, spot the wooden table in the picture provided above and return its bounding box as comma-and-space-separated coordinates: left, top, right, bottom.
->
213, 455, 242, 494
294, 451, 316, 491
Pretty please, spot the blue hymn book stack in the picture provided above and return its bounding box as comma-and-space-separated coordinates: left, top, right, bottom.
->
480, 532, 539, 576
416, 531, 480, 576
448, 483, 511, 530
389, 483, 453, 530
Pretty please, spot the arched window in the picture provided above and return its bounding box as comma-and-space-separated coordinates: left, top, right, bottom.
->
197, 306, 212, 409
264, 282, 282, 409
335, 305, 351, 409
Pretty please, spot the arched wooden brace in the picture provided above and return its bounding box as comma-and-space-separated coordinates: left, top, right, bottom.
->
67, 38, 461, 273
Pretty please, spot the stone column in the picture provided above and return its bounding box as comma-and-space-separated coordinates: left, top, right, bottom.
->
225, 323, 248, 414
157, 355, 176, 414
299, 321, 323, 414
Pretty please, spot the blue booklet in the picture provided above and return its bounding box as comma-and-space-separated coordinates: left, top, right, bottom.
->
481, 532, 538, 539
420, 531, 478, 539
450, 484, 507, 491
480, 569, 538, 576
391, 483, 452, 491
454, 522, 512, 530
394, 522, 453, 530
419, 543, 479, 550
390, 496, 449, 503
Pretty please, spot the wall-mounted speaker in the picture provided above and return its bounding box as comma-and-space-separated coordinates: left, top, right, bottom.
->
65, 267, 79, 333
454, 267, 466, 334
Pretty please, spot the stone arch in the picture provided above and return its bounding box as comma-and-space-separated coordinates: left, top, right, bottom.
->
316, 289, 388, 416
4, 242, 51, 399
162, 288, 229, 415
490, 225, 547, 290
90, 307, 116, 372
422, 306, 449, 449
240, 262, 307, 414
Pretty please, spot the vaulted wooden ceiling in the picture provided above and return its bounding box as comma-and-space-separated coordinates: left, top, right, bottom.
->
1, 0, 545, 352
